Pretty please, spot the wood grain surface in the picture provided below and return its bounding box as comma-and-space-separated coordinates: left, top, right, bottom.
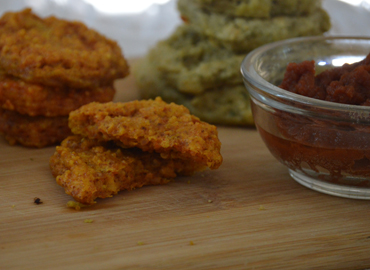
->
1, 60, 370, 270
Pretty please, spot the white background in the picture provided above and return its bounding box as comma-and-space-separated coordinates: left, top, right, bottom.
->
0, 0, 369, 58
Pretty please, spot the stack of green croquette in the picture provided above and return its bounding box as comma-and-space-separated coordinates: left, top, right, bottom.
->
134, 0, 331, 125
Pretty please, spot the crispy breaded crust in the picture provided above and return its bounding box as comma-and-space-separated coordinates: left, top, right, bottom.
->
0, 8, 129, 88
0, 108, 71, 147
69, 97, 223, 169
50, 135, 207, 205
0, 73, 115, 116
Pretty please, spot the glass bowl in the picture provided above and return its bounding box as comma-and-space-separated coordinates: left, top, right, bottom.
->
241, 36, 370, 200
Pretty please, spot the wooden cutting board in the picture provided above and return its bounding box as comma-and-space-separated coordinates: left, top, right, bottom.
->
1, 60, 370, 270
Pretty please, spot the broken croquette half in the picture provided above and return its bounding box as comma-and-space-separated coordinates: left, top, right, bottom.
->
68, 97, 223, 170
50, 135, 208, 205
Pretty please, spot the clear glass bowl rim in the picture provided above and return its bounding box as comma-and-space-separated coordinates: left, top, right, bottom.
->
240, 35, 370, 114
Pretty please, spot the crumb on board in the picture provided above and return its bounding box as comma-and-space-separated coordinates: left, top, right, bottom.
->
67, 201, 89, 210
208, 200, 213, 203
137, 241, 144, 246
189, 241, 194, 245
259, 205, 266, 210
34, 197, 43, 205
84, 219, 94, 223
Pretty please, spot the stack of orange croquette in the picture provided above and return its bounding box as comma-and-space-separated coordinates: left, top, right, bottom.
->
0, 9, 129, 147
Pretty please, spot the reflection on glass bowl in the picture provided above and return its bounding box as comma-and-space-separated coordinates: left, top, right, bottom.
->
241, 36, 370, 199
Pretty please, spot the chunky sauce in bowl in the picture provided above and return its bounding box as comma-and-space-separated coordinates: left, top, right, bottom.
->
259, 52, 370, 186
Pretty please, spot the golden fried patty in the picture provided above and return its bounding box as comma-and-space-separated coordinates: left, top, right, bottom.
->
0, 73, 115, 116
0, 108, 71, 147
69, 97, 223, 170
0, 8, 129, 88
50, 135, 207, 205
